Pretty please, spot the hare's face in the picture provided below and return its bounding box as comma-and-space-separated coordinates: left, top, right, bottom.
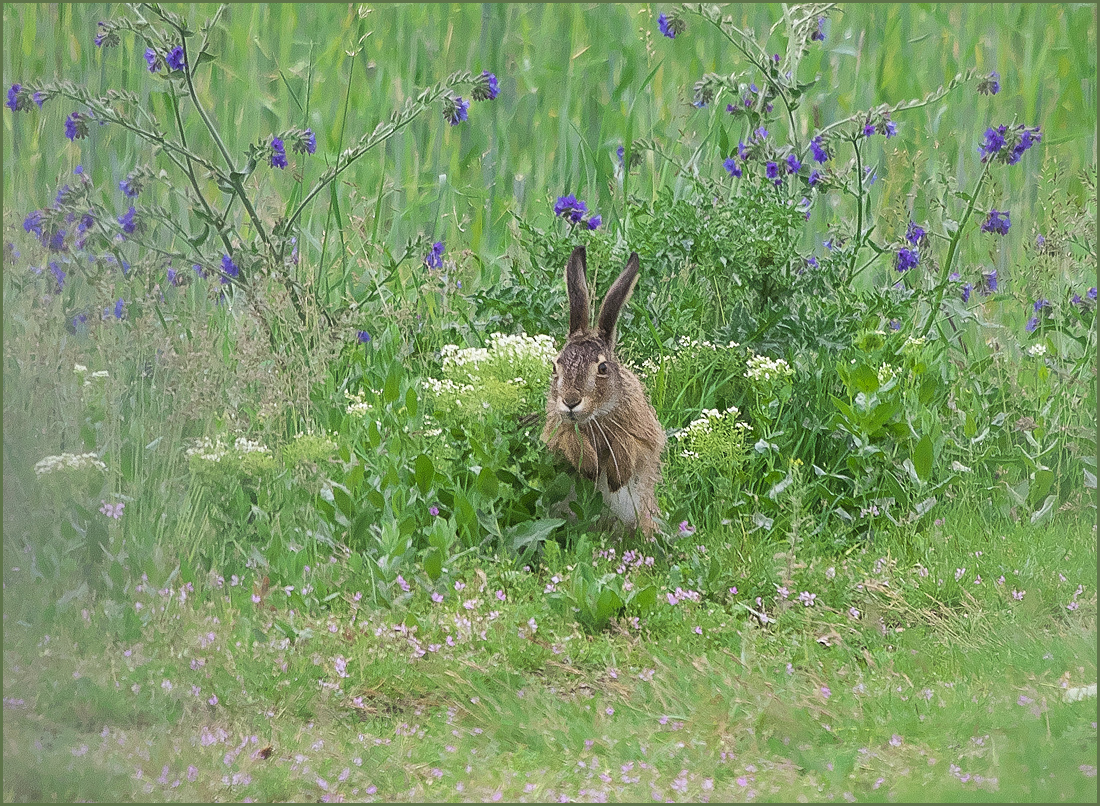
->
550, 336, 621, 423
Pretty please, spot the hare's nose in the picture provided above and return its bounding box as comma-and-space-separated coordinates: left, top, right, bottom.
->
563, 396, 582, 410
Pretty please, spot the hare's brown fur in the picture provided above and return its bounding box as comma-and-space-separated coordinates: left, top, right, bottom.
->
541, 247, 665, 535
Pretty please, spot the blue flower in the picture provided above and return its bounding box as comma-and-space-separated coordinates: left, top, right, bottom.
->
786, 154, 801, 174
221, 253, 239, 279
120, 177, 141, 198
754, 127, 768, 141
585, 215, 602, 230
657, 13, 679, 39
144, 48, 160, 73
474, 71, 500, 101
298, 129, 317, 155
118, 206, 138, 235
357, 330, 372, 344
980, 209, 1010, 235
1007, 126, 1041, 165
1032, 298, 1050, 313
553, 194, 588, 223
905, 221, 925, 245
896, 247, 919, 272
961, 283, 972, 303
1090, 287, 1098, 301
809, 137, 829, 163
6, 83, 27, 112
863, 122, 876, 137
616, 145, 625, 163
723, 157, 742, 178
32, 91, 45, 109
884, 120, 898, 138
737, 140, 748, 160
978, 71, 1000, 96
1025, 316, 1039, 333
49, 261, 65, 290
806, 256, 819, 269
979, 125, 1007, 159
193, 263, 206, 279
167, 268, 177, 286
65, 112, 89, 141
808, 169, 822, 187
765, 161, 779, 179
23, 211, 44, 239
270, 137, 288, 169
445, 96, 469, 126
425, 241, 445, 269
888, 319, 901, 331
77, 212, 95, 233
983, 269, 998, 293
811, 17, 826, 41
114, 298, 125, 319
47, 228, 67, 252
166, 46, 186, 72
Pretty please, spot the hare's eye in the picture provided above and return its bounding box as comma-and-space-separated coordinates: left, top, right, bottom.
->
597, 362, 608, 375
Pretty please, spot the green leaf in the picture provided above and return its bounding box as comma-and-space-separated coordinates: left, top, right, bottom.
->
1028, 469, 1054, 507
332, 486, 355, 521
477, 467, 499, 499
631, 585, 657, 612
423, 547, 443, 581
913, 433, 933, 482
595, 587, 624, 623
414, 454, 435, 495
509, 518, 565, 553
383, 367, 401, 403
405, 386, 419, 418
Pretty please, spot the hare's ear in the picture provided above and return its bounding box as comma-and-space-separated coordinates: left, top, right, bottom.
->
596, 252, 640, 348
565, 246, 590, 336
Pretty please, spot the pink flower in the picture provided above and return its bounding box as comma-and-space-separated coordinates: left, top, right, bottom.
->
496, 589, 506, 601
431, 592, 444, 603
889, 734, 903, 747
1012, 589, 1026, 600
820, 685, 831, 698
798, 591, 817, 606
693, 626, 703, 635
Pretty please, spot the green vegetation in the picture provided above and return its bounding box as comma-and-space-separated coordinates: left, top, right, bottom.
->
3, 3, 1096, 802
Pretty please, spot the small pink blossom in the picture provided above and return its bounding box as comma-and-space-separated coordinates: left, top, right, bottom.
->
495, 589, 506, 601
889, 734, 903, 747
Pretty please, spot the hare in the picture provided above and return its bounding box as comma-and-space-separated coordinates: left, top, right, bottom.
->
541, 246, 665, 536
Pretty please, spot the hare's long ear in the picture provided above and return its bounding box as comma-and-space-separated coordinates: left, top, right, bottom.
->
596, 252, 640, 348
566, 246, 590, 336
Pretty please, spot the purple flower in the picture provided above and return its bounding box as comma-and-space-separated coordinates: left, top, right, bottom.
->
444, 96, 469, 126
118, 206, 137, 235
983, 269, 998, 293
616, 145, 625, 163
863, 121, 876, 137
294, 129, 317, 155
357, 330, 371, 344
65, 112, 89, 141
981, 209, 1010, 235
896, 247, 919, 272
765, 161, 780, 179
166, 46, 186, 72
884, 120, 898, 138
1089, 287, 1097, 300
49, 261, 66, 291
1033, 298, 1050, 313
429, 505, 440, 517
961, 283, 972, 303
113, 298, 125, 319
786, 154, 801, 174
144, 48, 160, 73
554, 194, 588, 223
6, 83, 27, 112
723, 157, 742, 178
1025, 316, 1039, 333
888, 319, 900, 331
475, 71, 500, 101
585, 215, 602, 230
32, 90, 45, 109
270, 137, 288, 169
808, 169, 822, 187
47, 228, 67, 252
905, 221, 925, 245
1007, 126, 1041, 165
737, 140, 748, 160
23, 211, 44, 239
167, 268, 178, 286
811, 17, 826, 41
221, 254, 239, 279
120, 177, 142, 198
657, 13, 681, 39
978, 71, 1000, 96
425, 241, 445, 269
754, 126, 768, 141
809, 137, 829, 163
979, 125, 1007, 159
806, 256, 819, 269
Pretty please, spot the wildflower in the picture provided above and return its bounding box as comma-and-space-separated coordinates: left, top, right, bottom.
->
65, 112, 90, 141
1089, 287, 1097, 300
765, 161, 780, 181
49, 262, 66, 291
166, 46, 186, 72
221, 254, 239, 279
885, 120, 898, 138
863, 121, 876, 137
754, 126, 769, 141
1007, 126, 1041, 164
270, 137, 288, 169
118, 206, 138, 235
396, 575, 411, 593
693, 625, 703, 635
357, 330, 371, 344
978, 71, 1000, 95
849, 607, 860, 619
119, 176, 142, 198
444, 96, 469, 126
798, 591, 817, 607
896, 247, 919, 272
890, 734, 903, 747
334, 656, 348, 677
23, 210, 44, 239
1067, 601, 1079, 611
983, 269, 998, 293
786, 154, 801, 174
981, 209, 1010, 235
808, 169, 822, 186
6, 83, 32, 113
723, 157, 742, 178
144, 48, 160, 73
112, 298, 125, 319
99, 501, 124, 519
658, 13, 683, 39
294, 128, 317, 155
811, 17, 826, 41
553, 194, 588, 223
809, 136, 829, 163
585, 214, 602, 230
425, 240, 445, 269
905, 220, 925, 245
1024, 316, 1041, 333
820, 685, 831, 698
429, 505, 440, 516
474, 71, 500, 101
678, 521, 695, 537
496, 590, 506, 601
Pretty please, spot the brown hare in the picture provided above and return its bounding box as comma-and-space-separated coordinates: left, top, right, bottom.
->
541, 246, 665, 536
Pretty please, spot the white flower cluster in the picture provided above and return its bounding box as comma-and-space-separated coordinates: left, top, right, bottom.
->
676, 336, 740, 351
440, 332, 557, 370
421, 377, 475, 397
34, 452, 108, 477
877, 363, 899, 385
637, 338, 741, 380
744, 352, 794, 383
344, 390, 375, 418
902, 336, 926, 353
675, 406, 747, 459
185, 436, 270, 463
73, 364, 109, 387
1026, 343, 1047, 358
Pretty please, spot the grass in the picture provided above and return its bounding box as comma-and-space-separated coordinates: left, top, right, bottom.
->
2, 509, 1095, 802
3, 3, 1097, 803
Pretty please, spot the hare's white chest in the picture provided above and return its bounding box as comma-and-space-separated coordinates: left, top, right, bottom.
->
596, 471, 645, 528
